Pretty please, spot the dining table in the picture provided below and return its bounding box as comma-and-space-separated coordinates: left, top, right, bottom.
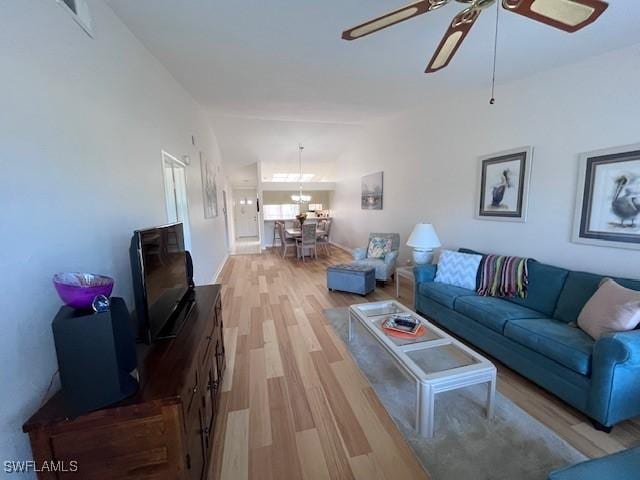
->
284, 225, 330, 259
284, 227, 326, 238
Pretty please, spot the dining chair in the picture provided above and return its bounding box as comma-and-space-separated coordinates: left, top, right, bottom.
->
279, 222, 296, 258
272, 220, 283, 248
292, 219, 301, 229
317, 219, 332, 256
296, 223, 317, 262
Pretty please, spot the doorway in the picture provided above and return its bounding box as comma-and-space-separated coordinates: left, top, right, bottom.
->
162, 151, 192, 250
233, 189, 258, 238
222, 190, 230, 252
231, 188, 260, 254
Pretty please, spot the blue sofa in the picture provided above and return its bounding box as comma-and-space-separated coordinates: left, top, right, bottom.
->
414, 251, 640, 429
548, 446, 640, 479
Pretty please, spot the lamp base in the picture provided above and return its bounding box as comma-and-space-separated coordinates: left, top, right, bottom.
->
412, 249, 434, 265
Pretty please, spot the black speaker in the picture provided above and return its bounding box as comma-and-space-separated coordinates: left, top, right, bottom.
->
186, 250, 195, 289
52, 297, 138, 415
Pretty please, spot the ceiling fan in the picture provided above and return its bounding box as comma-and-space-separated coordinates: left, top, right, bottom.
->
342, 0, 609, 74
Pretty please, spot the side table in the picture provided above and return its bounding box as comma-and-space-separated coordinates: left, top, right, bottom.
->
395, 266, 416, 307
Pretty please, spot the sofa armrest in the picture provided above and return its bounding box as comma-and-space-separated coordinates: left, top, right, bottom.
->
589, 330, 640, 426
384, 250, 398, 266
352, 247, 367, 261
414, 264, 437, 284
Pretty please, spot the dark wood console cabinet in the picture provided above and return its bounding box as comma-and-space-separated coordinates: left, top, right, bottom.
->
23, 284, 225, 480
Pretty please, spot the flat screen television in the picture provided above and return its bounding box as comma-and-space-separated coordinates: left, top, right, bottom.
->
130, 223, 190, 343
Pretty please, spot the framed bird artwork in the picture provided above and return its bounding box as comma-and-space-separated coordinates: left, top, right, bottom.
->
573, 144, 640, 250
476, 146, 534, 222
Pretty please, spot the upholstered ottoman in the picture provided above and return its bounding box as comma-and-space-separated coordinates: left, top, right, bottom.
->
327, 264, 375, 295
548, 446, 640, 480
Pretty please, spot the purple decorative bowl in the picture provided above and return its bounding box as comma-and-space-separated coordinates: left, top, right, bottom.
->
53, 272, 114, 309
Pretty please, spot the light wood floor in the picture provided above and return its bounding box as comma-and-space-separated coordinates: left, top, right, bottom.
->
210, 246, 640, 480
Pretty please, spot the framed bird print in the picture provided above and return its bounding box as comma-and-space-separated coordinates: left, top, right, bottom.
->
572, 144, 640, 250
475, 146, 533, 222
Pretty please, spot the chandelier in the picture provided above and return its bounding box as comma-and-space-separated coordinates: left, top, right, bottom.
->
291, 144, 311, 203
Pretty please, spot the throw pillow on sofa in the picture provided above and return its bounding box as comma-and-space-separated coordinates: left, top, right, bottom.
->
367, 237, 392, 259
434, 250, 483, 291
577, 278, 640, 340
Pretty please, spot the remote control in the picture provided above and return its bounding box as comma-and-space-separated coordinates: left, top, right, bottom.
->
395, 318, 417, 328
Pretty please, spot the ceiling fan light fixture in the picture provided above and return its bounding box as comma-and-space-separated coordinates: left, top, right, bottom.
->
343, 0, 608, 73
530, 0, 594, 26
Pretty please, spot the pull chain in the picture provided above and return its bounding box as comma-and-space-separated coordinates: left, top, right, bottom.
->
490, 1, 500, 105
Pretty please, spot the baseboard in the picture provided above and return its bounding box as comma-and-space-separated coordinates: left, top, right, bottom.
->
212, 253, 230, 283
329, 241, 351, 253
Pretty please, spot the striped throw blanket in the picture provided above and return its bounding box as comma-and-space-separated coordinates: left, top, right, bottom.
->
478, 255, 529, 298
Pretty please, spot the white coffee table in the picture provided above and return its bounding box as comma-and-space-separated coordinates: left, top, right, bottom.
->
349, 300, 496, 438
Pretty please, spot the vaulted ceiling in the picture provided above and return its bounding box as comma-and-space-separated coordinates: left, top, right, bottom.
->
107, 0, 640, 171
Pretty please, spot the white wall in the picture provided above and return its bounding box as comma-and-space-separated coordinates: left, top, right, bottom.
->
332, 44, 640, 279
0, 0, 228, 467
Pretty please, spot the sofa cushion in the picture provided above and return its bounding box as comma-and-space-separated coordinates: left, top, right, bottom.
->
367, 236, 392, 259
458, 248, 485, 288
454, 296, 547, 334
554, 271, 640, 324
578, 279, 640, 340
434, 250, 483, 290
505, 261, 569, 316
418, 282, 476, 310
504, 319, 594, 376
458, 249, 569, 316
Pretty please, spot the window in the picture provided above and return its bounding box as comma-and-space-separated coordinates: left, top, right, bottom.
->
308, 204, 323, 211
162, 151, 192, 250
263, 204, 300, 220
270, 173, 315, 182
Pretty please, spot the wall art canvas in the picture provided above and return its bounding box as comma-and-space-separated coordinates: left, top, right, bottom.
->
573, 144, 640, 250
476, 147, 533, 222
361, 171, 383, 210
200, 152, 218, 218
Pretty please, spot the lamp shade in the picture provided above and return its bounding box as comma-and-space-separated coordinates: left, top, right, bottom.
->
406, 223, 441, 250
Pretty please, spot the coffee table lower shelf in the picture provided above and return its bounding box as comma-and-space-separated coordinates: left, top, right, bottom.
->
349, 301, 496, 438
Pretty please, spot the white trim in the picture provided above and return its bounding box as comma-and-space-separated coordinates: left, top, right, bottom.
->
162, 149, 187, 167
572, 143, 640, 251
329, 241, 351, 253
212, 254, 230, 283
474, 146, 534, 223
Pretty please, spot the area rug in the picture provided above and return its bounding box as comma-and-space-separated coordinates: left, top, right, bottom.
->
324, 307, 586, 480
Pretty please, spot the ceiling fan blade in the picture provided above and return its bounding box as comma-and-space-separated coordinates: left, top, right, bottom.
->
425, 7, 480, 73
502, 0, 608, 32
342, 0, 450, 41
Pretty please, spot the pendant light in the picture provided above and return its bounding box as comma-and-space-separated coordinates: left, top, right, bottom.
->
291, 143, 311, 203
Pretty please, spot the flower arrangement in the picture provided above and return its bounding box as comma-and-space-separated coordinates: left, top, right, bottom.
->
296, 212, 307, 225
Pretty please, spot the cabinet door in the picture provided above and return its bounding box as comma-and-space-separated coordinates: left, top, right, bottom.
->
202, 365, 215, 449
186, 407, 205, 480
208, 361, 219, 428
215, 337, 226, 381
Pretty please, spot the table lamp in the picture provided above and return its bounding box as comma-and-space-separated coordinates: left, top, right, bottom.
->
407, 223, 441, 264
